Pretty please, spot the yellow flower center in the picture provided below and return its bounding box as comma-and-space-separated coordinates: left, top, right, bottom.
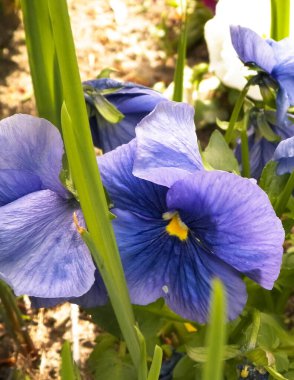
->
163, 212, 188, 241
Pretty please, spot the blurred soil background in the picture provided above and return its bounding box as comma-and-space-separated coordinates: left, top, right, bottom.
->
0, 0, 210, 379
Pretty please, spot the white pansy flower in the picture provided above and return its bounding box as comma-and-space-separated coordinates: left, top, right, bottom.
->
204, 0, 272, 99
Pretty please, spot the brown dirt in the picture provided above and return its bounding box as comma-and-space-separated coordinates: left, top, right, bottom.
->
0, 0, 177, 119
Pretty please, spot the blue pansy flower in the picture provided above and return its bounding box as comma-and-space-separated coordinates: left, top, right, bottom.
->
273, 135, 294, 174
84, 78, 167, 153
230, 25, 294, 122
97, 101, 284, 323
0, 114, 107, 308
235, 110, 294, 179
0, 105, 285, 322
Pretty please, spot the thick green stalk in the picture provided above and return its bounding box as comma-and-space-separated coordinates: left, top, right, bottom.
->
20, 0, 63, 129
61, 341, 81, 380
147, 346, 163, 380
172, 0, 188, 102
275, 170, 294, 216
0, 280, 35, 354
225, 83, 250, 144
47, 0, 145, 376
202, 279, 227, 380
271, 0, 291, 40
240, 113, 250, 178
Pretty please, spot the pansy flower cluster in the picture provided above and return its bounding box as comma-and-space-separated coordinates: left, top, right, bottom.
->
0, 98, 284, 323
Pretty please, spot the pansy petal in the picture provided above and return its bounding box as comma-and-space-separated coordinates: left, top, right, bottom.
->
0, 114, 67, 198
164, 240, 247, 323
268, 38, 294, 65
85, 78, 165, 153
273, 61, 294, 104
112, 209, 246, 322
249, 137, 276, 179
98, 140, 168, 217
230, 25, 276, 73
167, 171, 284, 289
0, 190, 95, 298
30, 270, 108, 308
133, 101, 203, 188
0, 169, 41, 206
276, 88, 290, 125
273, 136, 294, 174
90, 113, 144, 153
112, 209, 167, 304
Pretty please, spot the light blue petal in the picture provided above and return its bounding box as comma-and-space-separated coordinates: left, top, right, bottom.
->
133, 101, 203, 188
85, 78, 166, 153
30, 270, 107, 308
0, 190, 95, 298
0, 114, 67, 198
90, 113, 142, 153
0, 169, 41, 206
167, 171, 284, 289
98, 140, 168, 217
273, 136, 294, 174
276, 88, 290, 125
112, 208, 246, 322
268, 38, 294, 64
230, 26, 276, 73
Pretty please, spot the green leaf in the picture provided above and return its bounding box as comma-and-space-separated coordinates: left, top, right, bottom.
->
96, 67, 117, 79
202, 279, 227, 380
216, 118, 229, 130
147, 345, 163, 380
134, 298, 191, 324
257, 113, 281, 142
93, 93, 124, 124
259, 161, 289, 205
202, 129, 240, 173
88, 334, 137, 380
60, 341, 81, 380
265, 366, 289, 380
186, 345, 241, 363
88, 303, 122, 338
246, 347, 274, 367
134, 326, 148, 380
172, 356, 198, 380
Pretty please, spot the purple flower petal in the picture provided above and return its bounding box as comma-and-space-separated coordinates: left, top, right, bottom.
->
0, 169, 41, 206
0, 115, 68, 198
276, 88, 291, 125
85, 78, 166, 153
0, 190, 96, 298
166, 171, 284, 289
133, 101, 203, 188
98, 140, 168, 218
273, 135, 294, 174
230, 25, 276, 73
30, 270, 108, 308
112, 208, 247, 322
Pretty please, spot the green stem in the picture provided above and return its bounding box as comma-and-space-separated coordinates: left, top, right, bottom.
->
225, 83, 250, 144
240, 113, 250, 178
275, 171, 294, 216
147, 346, 163, 380
247, 310, 260, 350
172, 0, 188, 102
271, 0, 291, 40
203, 279, 227, 380
0, 280, 35, 354
47, 1, 146, 376
20, 0, 63, 129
